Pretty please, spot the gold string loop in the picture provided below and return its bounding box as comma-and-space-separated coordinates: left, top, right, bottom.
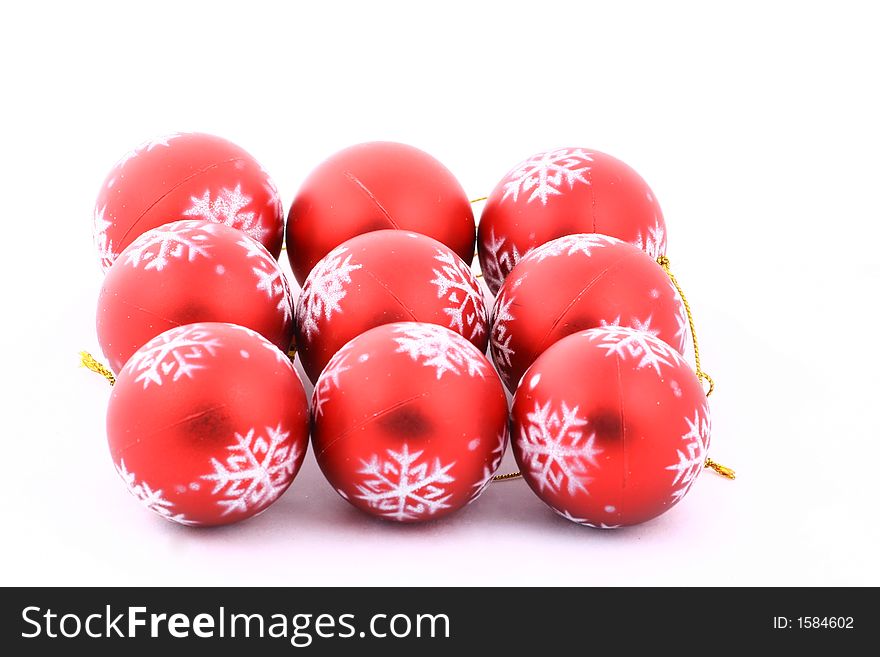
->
80, 351, 115, 386
656, 255, 734, 480
469, 196, 488, 204
656, 255, 714, 397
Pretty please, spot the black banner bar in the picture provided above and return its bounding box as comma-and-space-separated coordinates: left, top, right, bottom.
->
0, 587, 871, 654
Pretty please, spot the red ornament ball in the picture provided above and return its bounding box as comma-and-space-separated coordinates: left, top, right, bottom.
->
512, 326, 710, 528
94, 132, 284, 272
490, 234, 686, 392
97, 220, 293, 373
286, 142, 475, 285
477, 147, 666, 294
311, 322, 508, 522
295, 229, 487, 383
107, 322, 309, 526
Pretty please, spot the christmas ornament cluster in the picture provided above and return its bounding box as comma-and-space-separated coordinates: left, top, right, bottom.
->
93, 134, 712, 529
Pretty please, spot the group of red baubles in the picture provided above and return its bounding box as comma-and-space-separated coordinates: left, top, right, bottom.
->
92, 134, 715, 530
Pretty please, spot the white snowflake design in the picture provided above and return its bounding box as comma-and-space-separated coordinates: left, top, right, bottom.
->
634, 217, 667, 260
110, 132, 183, 179
518, 400, 601, 496
203, 424, 299, 516
599, 315, 661, 338
393, 323, 488, 380
669, 282, 689, 350
469, 426, 509, 502
429, 249, 487, 341
238, 237, 293, 325
183, 184, 268, 243
354, 444, 456, 521
490, 287, 517, 387
588, 326, 685, 375
480, 227, 524, 293
528, 233, 620, 262
552, 507, 621, 529
296, 245, 363, 341
312, 343, 354, 417
122, 220, 215, 272
114, 459, 198, 525
124, 324, 222, 389
665, 402, 711, 503
264, 175, 284, 223
93, 204, 114, 271
501, 148, 594, 205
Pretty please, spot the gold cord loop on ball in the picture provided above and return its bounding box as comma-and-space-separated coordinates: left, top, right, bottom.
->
656, 254, 714, 397
656, 255, 734, 480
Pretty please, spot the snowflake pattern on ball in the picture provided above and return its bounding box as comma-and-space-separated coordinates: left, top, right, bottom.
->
393, 323, 488, 380
237, 237, 292, 325
184, 184, 268, 243
354, 444, 456, 521
599, 315, 661, 338
115, 459, 198, 525
669, 282, 689, 350
469, 426, 509, 502
552, 507, 621, 529
263, 174, 284, 223
518, 400, 601, 496
481, 228, 524, 293
110, 132, 183, 178
202, 424, 298, 516
312, 343, 354, 417
528, 233, 620, 263
430, 249, 486, 341
297, 245, 362, 340
501, 148, 593, 205
490, 286, 518, 387
635, 218, 667, 260
123, 220, 215, 272
93, 204, 114, 270
665, 401, 711, 503
124, 324, 222, 389
588, 326, 685, 375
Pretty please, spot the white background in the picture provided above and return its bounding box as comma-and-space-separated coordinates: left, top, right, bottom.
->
1, 0, 878, 586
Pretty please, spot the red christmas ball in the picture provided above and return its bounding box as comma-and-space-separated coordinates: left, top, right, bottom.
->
94, 132, 284, 272
512, 326, 710, 528
286, 142, 475, 285
311, 322, 508, 522
490, 234, 686, 392
295, 229, 487, 383
107, 322, 309, 526
477, 148, 666, 294
97, 220, 293, 373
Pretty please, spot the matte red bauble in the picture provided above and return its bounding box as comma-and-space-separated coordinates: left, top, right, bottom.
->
311, 322, 508, 522
107, 323, 309, 526
477, 148, 666, 294
512, 326, 710, 528
295, 229, 487, 383
93, 132, 284, 271
490, 234, 686, 392
97, 220, 293, 373
286, 142, 475, 285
